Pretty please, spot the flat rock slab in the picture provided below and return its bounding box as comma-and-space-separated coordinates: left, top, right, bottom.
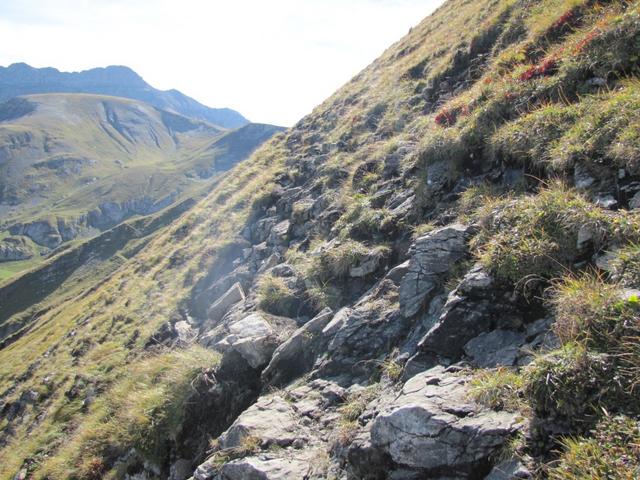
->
371, 367, 524, 477
215, 452, 317, 480
217, 395, 306, 450
463, 329, 526, 368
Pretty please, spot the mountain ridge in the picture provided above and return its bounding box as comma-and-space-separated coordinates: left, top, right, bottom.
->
0, 63, 248, 129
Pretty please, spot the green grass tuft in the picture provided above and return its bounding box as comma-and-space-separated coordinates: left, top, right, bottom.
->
472, 182, 640, 288
468, 367, 526, 412
257, 274, 299, 317
39, 347, 219, 478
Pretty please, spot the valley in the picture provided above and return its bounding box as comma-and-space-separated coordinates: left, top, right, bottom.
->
0, 92, 282, 279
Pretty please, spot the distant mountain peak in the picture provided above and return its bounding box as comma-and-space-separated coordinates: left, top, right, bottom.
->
0, 63, 250, 129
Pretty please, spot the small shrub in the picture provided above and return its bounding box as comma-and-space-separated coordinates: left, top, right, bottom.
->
548, 415, 640, 480
524, 343, 635, 435
474, 183, 640, 287
518, 56, 558, 82
434, 103, 470, 127
468, 367, 525, 412
257, 274, 299, 317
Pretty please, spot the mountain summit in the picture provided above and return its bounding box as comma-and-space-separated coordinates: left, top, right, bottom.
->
0, 63, 248, 128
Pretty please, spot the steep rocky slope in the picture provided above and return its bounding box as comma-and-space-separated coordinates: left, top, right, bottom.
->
2, 0, 640, 479
0, 64, 248, 129
0, 93, 282, 279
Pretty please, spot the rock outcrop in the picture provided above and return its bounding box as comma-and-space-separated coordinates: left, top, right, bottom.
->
399, 224, 474, 318
369, 367, 524, 478
0, 237, 33, 262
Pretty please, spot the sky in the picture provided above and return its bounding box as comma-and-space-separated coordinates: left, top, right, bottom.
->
0, 0, 444, 126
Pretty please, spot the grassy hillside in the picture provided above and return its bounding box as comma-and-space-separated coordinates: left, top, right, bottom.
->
0, 93, 281, 278
2, 0, 640, 478
0, 92, 218, 224
0, 139, 288, 478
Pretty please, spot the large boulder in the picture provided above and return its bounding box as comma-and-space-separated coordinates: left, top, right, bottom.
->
417, 267, 524, 360
399, 224, 473, 318
369, 367, 525, 478
205, 282, 245, 329
215, 313, 278, 369
261, 308, 333, 387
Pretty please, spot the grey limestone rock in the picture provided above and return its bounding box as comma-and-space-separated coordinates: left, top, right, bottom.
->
205, 282, 245, 329
215, 313, 277, 369
262, 308, 333, 387
463, 329, 526, 368
399, 224, 473, 318
370, 367, 525, 477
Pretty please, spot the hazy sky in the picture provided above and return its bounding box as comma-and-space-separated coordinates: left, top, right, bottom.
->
0, 0, 444, 126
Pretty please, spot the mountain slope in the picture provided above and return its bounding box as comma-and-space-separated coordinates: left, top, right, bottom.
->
0, 63, 249, 128
0, 93, 282, 279
2, 1, 640, 479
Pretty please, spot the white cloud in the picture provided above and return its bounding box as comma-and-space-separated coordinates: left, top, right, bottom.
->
0, 0, 444, 126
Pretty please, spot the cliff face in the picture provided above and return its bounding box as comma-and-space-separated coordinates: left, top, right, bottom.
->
2, 1, 640, 479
